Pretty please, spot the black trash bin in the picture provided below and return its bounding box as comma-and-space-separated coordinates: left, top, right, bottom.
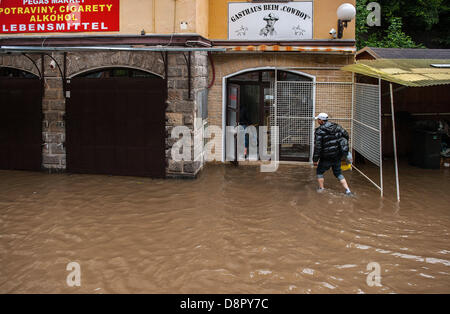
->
409, 129, 442, 169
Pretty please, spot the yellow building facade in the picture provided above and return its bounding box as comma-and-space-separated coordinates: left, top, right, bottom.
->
0, 0, 356, 177
0, 0, 355, 39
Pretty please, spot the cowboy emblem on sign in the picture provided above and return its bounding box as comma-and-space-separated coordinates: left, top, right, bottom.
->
259, 13, 279, 37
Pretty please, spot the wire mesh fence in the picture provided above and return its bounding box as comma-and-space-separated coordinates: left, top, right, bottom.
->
353, 83, 381, 167
315, 82, 353, 146
272, 82, 314, 145
270, 81, 353, 161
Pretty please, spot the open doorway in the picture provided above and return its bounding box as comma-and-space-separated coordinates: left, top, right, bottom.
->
225, 69, 314, 162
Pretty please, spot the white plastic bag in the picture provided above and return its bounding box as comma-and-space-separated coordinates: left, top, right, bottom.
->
346, 152, 353, 164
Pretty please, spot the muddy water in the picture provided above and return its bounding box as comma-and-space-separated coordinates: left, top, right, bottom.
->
0, 163, 449, 294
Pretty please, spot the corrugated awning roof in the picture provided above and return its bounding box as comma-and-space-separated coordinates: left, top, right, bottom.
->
218, 45, 356, 54
341, 59, 450, 87
357, 47, 450, 60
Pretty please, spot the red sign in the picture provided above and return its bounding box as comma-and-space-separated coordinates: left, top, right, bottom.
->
0, 0, 120, 34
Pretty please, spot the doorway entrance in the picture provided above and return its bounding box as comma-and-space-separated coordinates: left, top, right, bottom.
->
0, 67, 42, 171
66, 67, 166, 178
225, 69, 314, 162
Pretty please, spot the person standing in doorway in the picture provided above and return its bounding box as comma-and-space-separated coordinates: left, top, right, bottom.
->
313, 113, 353, 196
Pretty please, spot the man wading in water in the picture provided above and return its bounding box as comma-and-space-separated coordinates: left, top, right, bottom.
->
313, 113, 353, 196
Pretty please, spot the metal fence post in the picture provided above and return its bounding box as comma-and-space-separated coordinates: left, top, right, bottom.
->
379, 78, 383, 197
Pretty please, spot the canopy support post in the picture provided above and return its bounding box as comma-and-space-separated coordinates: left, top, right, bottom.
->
379, 78, 383, 197
390, 83, 401, 202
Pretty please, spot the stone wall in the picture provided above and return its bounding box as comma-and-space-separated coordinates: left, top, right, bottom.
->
42, 56, 66, 171
166, 51, 209, 178
0, 50, 208, 178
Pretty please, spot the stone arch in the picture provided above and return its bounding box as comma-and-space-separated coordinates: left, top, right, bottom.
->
68, 65, 164, 79
66, 51, 165, 78
0, 55, 41, 77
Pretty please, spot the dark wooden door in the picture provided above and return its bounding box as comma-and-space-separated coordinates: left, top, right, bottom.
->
0, 78, 42, 171
66, 77, 166, 178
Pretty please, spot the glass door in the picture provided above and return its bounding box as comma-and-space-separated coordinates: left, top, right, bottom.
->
226, 84, 240, 162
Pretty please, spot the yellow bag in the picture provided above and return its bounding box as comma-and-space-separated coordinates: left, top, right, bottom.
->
341, 161, 352, 171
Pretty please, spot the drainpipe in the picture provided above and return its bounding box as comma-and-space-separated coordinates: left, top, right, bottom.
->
207, 52, 215, 89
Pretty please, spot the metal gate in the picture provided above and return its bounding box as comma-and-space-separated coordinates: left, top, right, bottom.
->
351, 81, 383, 195
271, 81, 353, 162
269, 77, 384, 195
66, 77, 166, 178
271, 81, 315, 161
0, 77, 42, 171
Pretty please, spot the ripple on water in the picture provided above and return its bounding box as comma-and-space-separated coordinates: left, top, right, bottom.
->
0, 164, 449, 293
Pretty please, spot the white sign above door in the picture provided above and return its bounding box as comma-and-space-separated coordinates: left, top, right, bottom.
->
228, 2, 313, 41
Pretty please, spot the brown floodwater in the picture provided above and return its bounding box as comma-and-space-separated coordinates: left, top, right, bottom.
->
0, 162, 449, 294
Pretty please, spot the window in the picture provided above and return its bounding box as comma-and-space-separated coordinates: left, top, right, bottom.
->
229, 71, 260, 82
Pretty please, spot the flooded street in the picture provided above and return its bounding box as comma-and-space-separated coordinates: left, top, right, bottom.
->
1, 163, 449, 294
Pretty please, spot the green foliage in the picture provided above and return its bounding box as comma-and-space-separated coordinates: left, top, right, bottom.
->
362, 17, 424, 49
382, 18, 425, 48
356, 0, 449, 50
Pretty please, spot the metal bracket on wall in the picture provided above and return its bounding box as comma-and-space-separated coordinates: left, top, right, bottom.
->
22, 53, 42, 79
182, 51, 192, 100
41, 54, 45, 98
160, 51, 168, 79
160, 51, 169, 104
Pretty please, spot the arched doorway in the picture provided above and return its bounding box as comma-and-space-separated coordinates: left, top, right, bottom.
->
0, 67, 42, 171
66, 67, 166, 178
224, 68, 315, 162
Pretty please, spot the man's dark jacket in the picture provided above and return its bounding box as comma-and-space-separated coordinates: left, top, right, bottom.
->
313, 121, 349, 162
